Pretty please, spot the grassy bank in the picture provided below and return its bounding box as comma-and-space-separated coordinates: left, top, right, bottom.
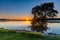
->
0, 29, 60, 40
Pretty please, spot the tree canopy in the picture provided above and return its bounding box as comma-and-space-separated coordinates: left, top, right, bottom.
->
31, 2, 58, 32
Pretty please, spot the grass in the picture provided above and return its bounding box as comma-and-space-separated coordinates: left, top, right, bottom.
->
0, 32, 42, 40
0, 29, 60, 40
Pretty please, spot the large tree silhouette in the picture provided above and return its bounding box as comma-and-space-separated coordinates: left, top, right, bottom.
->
31, 2, 58, 32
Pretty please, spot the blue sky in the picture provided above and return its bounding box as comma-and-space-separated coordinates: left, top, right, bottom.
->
0, 0, 60, 19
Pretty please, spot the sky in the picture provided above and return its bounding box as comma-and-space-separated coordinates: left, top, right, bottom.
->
0, 0, 60, 19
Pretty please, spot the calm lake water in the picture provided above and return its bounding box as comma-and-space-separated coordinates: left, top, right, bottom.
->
0, 21, 60, 34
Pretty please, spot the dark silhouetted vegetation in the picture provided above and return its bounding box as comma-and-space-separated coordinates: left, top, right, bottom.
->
31, 2, 58, 32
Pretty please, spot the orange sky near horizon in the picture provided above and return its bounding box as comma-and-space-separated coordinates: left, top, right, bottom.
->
0, 14, 33, 20
0, 13, 60, 20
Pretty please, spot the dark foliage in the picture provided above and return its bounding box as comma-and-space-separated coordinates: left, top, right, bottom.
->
31, 2, 58, 32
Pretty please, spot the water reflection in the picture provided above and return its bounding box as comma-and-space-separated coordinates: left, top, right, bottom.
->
0, 21, 31, 30
0, 21, 60, 34
0, 21, 31, 26
47, 23, 60, 34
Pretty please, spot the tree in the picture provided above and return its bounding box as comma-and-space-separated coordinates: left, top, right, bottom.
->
31, 2, 58, 33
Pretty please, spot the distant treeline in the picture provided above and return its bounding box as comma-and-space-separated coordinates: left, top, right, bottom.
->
0, 18, 60, 21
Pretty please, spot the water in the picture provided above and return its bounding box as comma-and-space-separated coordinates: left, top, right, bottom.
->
0, 21, 31, 31
0, 21, 60, 34
47, 23, 60, 34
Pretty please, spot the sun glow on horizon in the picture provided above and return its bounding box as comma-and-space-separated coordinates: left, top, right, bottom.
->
25, 18, 31, 21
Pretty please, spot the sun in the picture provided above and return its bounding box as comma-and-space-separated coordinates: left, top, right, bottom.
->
26, 18, 30, 21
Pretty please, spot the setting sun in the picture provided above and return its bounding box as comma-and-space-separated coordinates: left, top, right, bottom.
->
25, 18, 30, 21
